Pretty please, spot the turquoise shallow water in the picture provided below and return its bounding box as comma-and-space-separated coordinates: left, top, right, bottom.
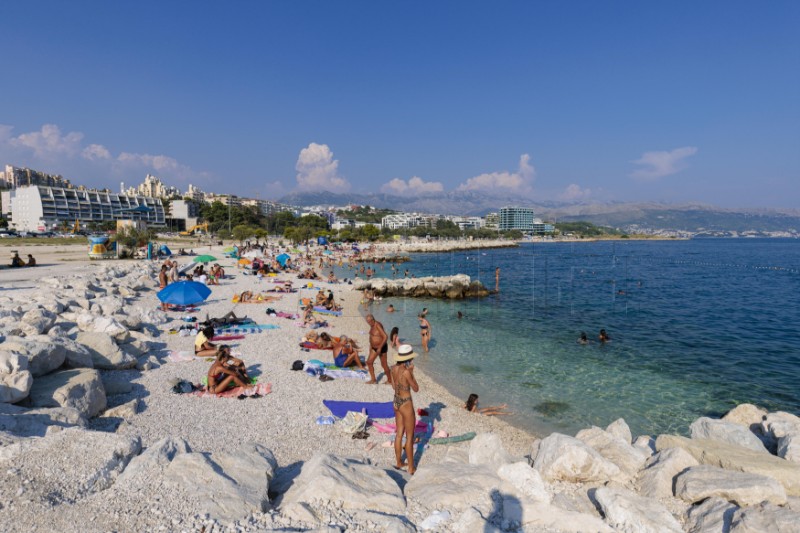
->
340, 239, 800, 438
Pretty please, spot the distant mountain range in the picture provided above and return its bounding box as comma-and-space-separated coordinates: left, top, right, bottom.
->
279, 191, 800, 236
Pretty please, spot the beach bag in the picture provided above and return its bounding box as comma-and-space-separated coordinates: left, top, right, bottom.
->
339, 411, 368, 434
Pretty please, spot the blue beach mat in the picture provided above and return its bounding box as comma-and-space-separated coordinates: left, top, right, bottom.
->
313, 306, 342, 316
323, 400, 394, 419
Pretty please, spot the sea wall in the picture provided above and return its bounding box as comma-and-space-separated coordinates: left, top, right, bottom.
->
354, 274, 491, 299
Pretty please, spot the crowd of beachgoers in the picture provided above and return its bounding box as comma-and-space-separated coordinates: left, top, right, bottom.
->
1, 238, 799, 531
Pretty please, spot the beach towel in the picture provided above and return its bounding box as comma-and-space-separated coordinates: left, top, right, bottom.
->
211, 334, 246, 341
167, 351, 196, 363
232, 296, 280, 303
371, 420, 429, 434
323, 400, 395, 419
429, 431, 476, 445
300, 341, 331, 350
218, 324, 280, 334
192, 382, 271, 399
276, 311, 299, 319
313, 306, 342, 316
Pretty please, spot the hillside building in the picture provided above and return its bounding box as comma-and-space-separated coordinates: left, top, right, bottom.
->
1, 165, 73, 190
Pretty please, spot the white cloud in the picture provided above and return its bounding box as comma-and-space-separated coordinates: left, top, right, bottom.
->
0, 122, 204, 184
559, 184, 592, 202
381, 176, 444, 196
8, 124, 84, 158
82, 143, 112, 161
630, 146, 698, 181
295, 143, 350, 192
457, 154, 535, 193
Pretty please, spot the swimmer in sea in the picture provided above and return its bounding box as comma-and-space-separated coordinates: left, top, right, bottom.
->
578, 332, 589, 344
418, 312, 431, 353
464, 394, 513, 416
599, 329, 610, 343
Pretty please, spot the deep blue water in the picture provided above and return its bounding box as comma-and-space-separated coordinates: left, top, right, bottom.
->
348, 239, 800, 437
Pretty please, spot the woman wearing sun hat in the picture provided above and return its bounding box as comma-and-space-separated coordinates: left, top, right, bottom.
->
391, 344, 420, 475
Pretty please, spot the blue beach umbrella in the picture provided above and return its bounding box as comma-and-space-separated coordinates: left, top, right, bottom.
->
157, 281, 211, 306
276, 253, 290, 266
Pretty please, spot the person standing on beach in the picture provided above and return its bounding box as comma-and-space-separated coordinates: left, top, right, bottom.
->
418, 313, 431, 353
391, 345, 419, 475
158, 265, 170, 311
365, 314, 392, 385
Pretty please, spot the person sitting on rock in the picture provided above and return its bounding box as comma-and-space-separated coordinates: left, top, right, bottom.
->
195, 326, 217, 357
207, 346, 252, 393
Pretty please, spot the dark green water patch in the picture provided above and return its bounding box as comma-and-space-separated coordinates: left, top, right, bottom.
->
534, 401, 571, 417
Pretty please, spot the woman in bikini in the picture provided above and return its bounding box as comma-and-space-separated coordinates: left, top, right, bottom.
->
207, 346, 252, 393
388, 326, 400, 365
418, 313, 431, 353
391, 344, 419, 475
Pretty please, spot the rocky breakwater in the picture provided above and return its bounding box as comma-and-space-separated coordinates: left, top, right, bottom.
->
4, 403, 800, 530
354, 274, 491, 299
0, 261, 168, 438
373, 238, 519, 255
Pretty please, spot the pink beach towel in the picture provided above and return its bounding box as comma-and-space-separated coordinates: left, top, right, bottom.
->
371, 420, 429, 434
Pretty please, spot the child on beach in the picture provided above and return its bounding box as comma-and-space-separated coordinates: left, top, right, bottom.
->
194, 326, 217, 357
464, 394, 513, 416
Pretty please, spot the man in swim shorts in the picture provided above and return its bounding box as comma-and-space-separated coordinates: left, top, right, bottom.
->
365, 314, 392, 385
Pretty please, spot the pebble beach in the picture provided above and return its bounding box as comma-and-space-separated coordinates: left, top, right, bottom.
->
1, 241, 799, 532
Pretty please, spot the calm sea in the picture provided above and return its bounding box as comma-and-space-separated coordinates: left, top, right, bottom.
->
350, 238, 800, 438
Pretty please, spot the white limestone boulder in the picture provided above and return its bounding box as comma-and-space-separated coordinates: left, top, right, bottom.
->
117, 436, 191, 482
74, 331, 136, 370
469, 432, 517, 471
675, 464, 788, 506
20, 308, 58, 336
0, 351, 28, 374
656, 434, 800, 496
777, 433, 800, 463
405, 460, 505, 514
594, 487, 683, 533
690, 416, 768, 453
152, 443, 277, 521
728, 501, 800, 532
51, 337, 94, 368
723, 403, 768, 428
633, 435, 658, 456
0, 403, 86, 437
501, 498, 613, 532
0, 336, 66, 377
636, 446, 699, 499
534, 433, 622, 483
101, 398, 139, 420
0, 370, 33, 403
606, 418, 633, 444
281, 454, 406, 516
89, 296, 125, 316
26, 368, 107, 418
0, 427, 140, 504
497, 461, 551, 503
685, 497, 738, 533
575, 426, 647, 479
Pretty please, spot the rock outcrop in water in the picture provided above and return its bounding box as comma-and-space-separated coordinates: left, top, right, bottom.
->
354, 274, 491, 299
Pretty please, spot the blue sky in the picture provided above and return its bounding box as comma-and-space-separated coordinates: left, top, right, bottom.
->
1, 1, 798, 208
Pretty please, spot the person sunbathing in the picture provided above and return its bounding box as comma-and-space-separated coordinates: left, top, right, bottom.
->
201, 311, 248, 328
332, 335, 364, 369
195, 326, 217, 357
207, 346, 252, 393
464, 393, 513, 416
316, 332, 334, 349
239, 290, 254, 302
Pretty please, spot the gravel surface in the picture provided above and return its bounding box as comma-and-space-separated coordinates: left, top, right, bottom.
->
0, 244, 537, 531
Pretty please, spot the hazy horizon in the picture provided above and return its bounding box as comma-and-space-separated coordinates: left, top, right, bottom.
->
1, 1, 798, 209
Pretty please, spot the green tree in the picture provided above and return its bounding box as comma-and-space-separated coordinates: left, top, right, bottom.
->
232, 224, 256, 243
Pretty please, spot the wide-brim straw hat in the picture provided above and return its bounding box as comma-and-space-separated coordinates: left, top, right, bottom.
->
395, 344, 416, 362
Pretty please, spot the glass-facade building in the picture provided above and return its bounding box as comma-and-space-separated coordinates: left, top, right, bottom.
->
499, 206, 536, 231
